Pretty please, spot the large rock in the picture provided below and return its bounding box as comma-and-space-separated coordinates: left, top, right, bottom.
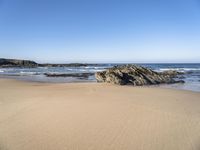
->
95, 65, 184, 86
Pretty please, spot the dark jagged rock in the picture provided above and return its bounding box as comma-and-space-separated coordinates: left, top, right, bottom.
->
95, 65, 184, 86
0, 58, 38, 68
160, 70, 184, 78
44, 73, 94, 79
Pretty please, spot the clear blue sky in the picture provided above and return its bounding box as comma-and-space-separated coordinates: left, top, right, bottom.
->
0, 0, 200, 63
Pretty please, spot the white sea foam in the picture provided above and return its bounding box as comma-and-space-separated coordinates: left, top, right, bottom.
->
89, 69, 105, 72
19, 71, 38, 75
159, 68, 200, 72
67, 69, 73, 71
0, 70, 4, 73
78, 69, 90, 72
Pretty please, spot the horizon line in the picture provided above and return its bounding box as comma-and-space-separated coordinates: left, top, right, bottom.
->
1, 58, 200, 64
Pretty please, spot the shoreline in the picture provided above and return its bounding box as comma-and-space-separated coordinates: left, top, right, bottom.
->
0, 76, 198, 93
0, 78, 200, 150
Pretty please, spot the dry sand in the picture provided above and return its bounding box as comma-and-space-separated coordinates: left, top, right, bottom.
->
0, 79, 200, 150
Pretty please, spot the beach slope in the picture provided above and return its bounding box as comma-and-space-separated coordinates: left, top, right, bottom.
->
0, 79, 200, 150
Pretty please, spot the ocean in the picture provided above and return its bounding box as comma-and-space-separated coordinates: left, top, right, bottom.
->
0, 63, 200, 92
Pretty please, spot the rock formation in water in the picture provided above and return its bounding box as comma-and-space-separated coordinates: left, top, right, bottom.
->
44, 73, 94, 79
95, 65, 184, 86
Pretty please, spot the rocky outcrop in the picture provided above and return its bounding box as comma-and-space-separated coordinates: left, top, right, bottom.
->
0, 58, 38, 68
95, 65, 184, 86
44, 73, 94, 79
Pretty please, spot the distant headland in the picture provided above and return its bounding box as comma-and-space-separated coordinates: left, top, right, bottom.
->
0, 58, 98, 68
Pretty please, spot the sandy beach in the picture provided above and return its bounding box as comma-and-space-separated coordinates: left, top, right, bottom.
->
0, 79, 200, 150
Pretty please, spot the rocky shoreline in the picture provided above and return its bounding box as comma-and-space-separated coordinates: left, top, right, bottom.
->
0, 59, 185, 86
0, 58, 98, 68
95, 65, 184, 86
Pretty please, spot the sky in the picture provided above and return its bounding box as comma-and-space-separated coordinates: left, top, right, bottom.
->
0, 0, 200, 63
